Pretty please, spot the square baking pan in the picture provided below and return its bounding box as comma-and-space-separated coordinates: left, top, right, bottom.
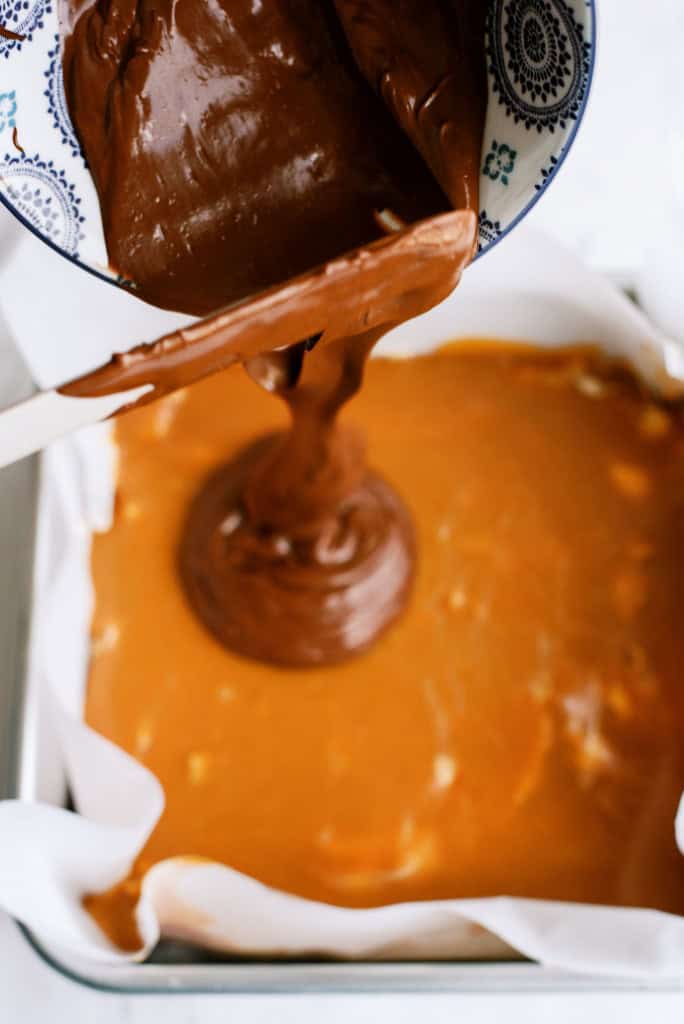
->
2, 322, 684, 994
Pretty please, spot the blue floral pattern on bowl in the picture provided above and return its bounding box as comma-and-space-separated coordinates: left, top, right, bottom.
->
483, 140, 518, 187
44, 35, 82, 160
0, 88, 16, 133
0, 0, 596, 296
479, 210, 504, 249
0, 0, 52, 57
0, 151, 84, 253
488, 0, 592, 132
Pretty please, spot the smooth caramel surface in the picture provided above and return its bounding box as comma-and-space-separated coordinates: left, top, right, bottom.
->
86, 344, 684, 948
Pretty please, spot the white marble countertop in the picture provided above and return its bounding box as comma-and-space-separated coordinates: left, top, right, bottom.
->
2, 0, 684, 1018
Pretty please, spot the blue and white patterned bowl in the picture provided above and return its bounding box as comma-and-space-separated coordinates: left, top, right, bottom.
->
0, 0, 596, 297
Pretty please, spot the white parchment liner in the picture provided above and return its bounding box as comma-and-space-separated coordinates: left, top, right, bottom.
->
2, 228, 684, 976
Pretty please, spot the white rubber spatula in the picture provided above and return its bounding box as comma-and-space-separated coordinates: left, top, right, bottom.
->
0, 385, 154, 469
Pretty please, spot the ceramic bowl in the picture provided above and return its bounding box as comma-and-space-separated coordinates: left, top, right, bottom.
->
0, 0, 596, 295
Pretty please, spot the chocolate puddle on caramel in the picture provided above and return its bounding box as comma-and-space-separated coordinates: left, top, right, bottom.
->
180, 330, 418, 666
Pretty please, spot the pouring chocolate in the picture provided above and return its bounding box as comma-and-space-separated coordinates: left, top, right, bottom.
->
60, 0, 487, 665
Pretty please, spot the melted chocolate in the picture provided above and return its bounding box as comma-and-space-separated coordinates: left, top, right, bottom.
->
60, 1, 487, 666
61, 0, 463, 316
333, 1, 487, 211
180, 429, 416, 667
63, 209, 477, 666
0, 24, 25, 40
11, 126, 24, 154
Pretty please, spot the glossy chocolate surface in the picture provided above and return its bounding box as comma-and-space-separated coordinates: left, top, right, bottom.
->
61, 1, 485, 665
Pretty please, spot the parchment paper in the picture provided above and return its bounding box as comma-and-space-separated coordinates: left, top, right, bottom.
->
2, 228, 684, 977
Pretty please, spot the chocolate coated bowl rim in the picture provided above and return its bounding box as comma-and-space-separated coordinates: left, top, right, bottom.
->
0, 0, 597, 313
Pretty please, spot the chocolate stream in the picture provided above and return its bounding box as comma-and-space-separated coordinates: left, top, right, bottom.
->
59, 0, 486, 665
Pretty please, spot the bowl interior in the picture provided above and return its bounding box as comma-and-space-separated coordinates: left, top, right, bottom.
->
0, 0, 595, 299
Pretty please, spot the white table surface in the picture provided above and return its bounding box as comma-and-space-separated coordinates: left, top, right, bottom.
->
2, 0, 684, 1018
3, 912, 684, 1024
